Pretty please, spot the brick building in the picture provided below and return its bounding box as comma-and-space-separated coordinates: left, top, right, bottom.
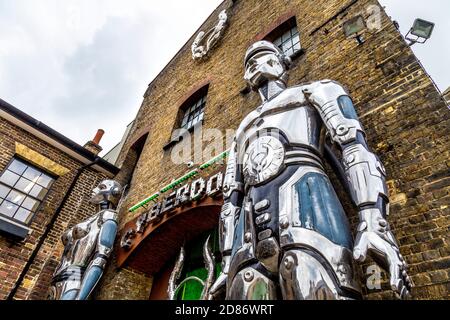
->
96, 0, 449, 300
443, 87, 450, 105
2, 0, 449, 300
0, 98, 119, 300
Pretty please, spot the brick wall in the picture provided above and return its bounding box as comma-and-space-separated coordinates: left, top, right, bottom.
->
0, 116, 109, 300
99, 0, 449, 300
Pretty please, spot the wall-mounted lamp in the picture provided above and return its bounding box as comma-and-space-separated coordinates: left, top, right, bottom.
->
343, 15, 366, 45
405, 18, 435, 46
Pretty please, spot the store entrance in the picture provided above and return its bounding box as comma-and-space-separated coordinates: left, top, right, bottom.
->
149, 228, 221, 300
174, 228, 221, 300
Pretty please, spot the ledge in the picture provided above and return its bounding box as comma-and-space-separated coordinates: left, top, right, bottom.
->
0, 216, 30, 239
162, 121, 203, 151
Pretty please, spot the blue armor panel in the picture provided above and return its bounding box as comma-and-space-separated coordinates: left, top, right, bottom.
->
295, 172, 353, 249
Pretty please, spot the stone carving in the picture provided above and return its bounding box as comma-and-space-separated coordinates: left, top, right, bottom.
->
192, 10, 228, 60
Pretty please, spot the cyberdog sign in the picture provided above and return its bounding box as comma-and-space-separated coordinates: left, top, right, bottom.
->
120, 172, 223, 249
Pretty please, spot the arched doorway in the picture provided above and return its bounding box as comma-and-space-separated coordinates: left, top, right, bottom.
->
116, 197, 223, 300
149, 228, 222, 300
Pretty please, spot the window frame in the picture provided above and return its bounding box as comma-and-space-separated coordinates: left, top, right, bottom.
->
264, 16, 303, 59
0, 156, 57, 227
179, 93, 207, 131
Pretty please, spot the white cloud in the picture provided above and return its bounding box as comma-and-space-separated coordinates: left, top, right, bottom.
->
0, 0, 223, 155
0, 0, 448, 157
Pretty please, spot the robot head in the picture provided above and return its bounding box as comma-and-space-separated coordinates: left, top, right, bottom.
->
90, 180, 122, 207
244, 40, 291, 89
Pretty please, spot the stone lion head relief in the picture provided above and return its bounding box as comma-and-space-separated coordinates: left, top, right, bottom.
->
192, 9, 229, 60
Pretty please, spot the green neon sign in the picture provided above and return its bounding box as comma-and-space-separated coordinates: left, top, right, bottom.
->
128, 150, 229, 212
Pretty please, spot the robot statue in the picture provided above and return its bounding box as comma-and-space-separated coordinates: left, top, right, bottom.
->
209, 41, 411, 300
49, 180, 122, 300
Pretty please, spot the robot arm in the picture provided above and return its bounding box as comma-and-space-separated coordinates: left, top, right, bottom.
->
303, 80, 411, 298
76, 210, 118, 300
209, 139, 244, 299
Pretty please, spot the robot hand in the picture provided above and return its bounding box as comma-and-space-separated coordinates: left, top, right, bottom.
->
208, 255, 230, 300
353, 208, 412, 299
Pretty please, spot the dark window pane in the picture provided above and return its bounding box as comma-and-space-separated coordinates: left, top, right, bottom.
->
281, 30, 291, 42
6, 190, 26, 206
15, 177, 35, 194
30, 185, 46, 200
9, 160, 27, 175
14, 208, 32, 224
181, 116, 188, 127
0, 201, 18, 218
22, 197, 40, 212
23, 167, 41, 182
0, 170, 20, 187
37, 174, 53, 188
0, 184, 10, 198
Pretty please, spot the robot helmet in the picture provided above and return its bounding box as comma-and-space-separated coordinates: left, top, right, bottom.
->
90, 179, 123, 207
244, 40, 291, 68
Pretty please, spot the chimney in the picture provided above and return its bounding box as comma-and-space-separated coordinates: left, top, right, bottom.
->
84, 129, 104, 155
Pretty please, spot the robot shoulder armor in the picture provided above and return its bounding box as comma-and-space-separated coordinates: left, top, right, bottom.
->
235, 110, 258, 138
99, 210, 118, 225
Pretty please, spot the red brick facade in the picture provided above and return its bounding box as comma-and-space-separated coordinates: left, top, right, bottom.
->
97, 0, 449, 300
0, 100, 118, 300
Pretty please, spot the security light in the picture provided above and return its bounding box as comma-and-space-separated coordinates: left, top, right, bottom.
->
343, 15, 366, 44
405, 18, 435, 45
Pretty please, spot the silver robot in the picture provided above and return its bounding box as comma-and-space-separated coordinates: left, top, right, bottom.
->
209, 41, 411, 300
49, 180, 122, 300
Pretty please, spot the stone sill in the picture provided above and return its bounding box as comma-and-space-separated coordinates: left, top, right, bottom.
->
163, 121, 203, 151
0, 215, 30, 239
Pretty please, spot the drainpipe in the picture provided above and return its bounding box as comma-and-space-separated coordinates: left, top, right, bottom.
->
7, 158, 100, 300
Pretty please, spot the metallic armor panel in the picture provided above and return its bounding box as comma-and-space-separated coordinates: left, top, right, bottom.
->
50, 180, 122, 300
211, 40, 409, 300
243, 136, 285, 185
279, 249, 355, 300
219, 202, 240, 254
228, 267, 277, 300
342, 143, 388, 206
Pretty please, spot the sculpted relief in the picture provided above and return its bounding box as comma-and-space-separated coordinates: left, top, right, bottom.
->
192, 10, 229, 60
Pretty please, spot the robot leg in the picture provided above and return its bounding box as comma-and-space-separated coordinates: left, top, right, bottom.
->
227, 264, 277, 300
279, 249, 354, 300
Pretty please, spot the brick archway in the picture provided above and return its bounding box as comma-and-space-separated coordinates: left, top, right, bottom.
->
117, 197, 222, 276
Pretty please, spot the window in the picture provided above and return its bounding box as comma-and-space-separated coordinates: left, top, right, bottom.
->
265, 17, 302, 57
180, 94, 206, 130
0, 158, 55, 225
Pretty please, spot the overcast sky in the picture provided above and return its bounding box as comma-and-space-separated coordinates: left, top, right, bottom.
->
0, 0, 448, 155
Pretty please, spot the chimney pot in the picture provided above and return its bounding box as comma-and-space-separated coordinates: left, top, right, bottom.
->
93, 129, 105, 145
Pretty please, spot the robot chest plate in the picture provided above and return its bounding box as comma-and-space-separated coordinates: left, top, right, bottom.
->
242, 135, 285, 186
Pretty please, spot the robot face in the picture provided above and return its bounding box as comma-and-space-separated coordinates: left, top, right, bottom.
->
244, 51, 286, 89
90, 180, 122, 206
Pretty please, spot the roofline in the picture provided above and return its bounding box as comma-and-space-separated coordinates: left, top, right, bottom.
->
443, 87, 450, 95
0, 98, 119, 176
